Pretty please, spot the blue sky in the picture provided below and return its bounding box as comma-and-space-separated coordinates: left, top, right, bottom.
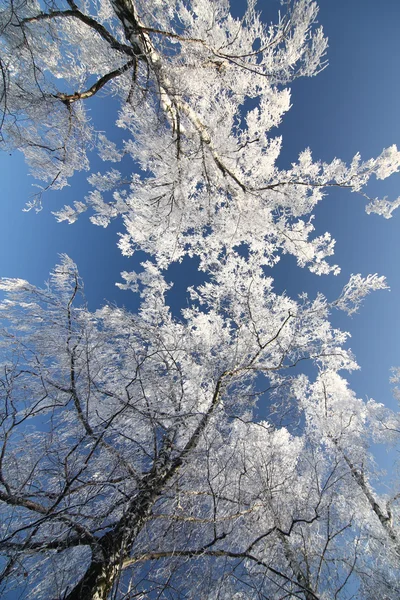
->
1, 0, 400, 441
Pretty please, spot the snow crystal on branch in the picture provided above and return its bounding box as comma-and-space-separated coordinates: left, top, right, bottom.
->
335, 273, 389, 316
366, 196, 400, 219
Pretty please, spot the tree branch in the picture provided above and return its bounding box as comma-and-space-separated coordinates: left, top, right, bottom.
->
56, 60, 136, 105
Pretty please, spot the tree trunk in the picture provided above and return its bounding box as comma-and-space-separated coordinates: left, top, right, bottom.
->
64, 459, 180, 600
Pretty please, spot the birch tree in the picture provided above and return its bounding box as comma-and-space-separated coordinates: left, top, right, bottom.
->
1, 0, 400, 270
0, 257, 399, 599
1, 0, 400, 599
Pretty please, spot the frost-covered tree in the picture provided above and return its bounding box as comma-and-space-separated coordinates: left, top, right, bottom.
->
1, 0, 400, 270
1, 0, 400, 599
0, 256, 399, 599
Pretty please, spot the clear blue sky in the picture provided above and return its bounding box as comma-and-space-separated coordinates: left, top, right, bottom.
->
1, 0, 400, 443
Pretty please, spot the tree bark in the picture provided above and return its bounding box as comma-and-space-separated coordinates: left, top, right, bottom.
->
64, 464, 178, 600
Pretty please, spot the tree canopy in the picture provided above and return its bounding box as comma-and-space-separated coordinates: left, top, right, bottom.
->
0, 0, 400, 598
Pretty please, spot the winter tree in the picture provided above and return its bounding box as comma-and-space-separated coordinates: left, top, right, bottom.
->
0, 0, 400, 598
1, 256, 399, 599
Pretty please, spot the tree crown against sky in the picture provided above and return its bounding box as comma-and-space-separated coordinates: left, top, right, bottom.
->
2, 0, 400, 271
1, 0, 400, 599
